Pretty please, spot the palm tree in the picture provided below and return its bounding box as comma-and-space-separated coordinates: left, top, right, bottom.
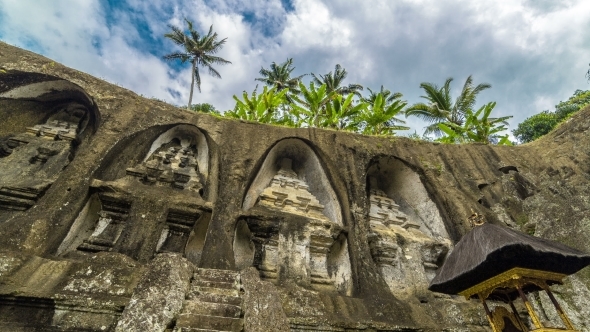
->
226, 86, 288, 123
311, 64, 363, 97
406, 75, 491, 136
437, 102, 512, 145
358, 93, 409, 135
362, 85, 403, 107
290, 82, 335, 127
163, 19, 231, 109
322, 94, 368, 131
255, 58, 306, 95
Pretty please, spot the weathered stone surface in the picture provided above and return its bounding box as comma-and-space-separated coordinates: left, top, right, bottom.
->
241, 267, 290, 332
1, 42, 590, 331
114, 253, 194, 332
0, 251, 142, 331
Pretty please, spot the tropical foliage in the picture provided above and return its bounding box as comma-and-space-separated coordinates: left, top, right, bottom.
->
222, 71, 513, 143
159, 30, 516, 143
255, 58, 306, 95
226, 86, 288, 123
358, 93, 409, 135
290, 82, 335, 127
437, 102, 512, 145
189, 103, 219, 114
311, 64, 363, 97
513, 89, 590, 143
321, 94, 367, 130
405, 76, 491, 136
362, 85, 403, 106
163, 19, 231, 109
224, 79, 411, 136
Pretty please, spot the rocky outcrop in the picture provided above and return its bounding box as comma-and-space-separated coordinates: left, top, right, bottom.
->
241, 267, 290, 332
1, 41, 590, 331
115, 253, 194, 332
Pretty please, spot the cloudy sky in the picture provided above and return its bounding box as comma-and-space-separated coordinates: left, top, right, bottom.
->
1, 0, 589, 136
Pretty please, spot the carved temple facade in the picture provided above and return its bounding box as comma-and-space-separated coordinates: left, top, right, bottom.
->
2, 63, 589, 331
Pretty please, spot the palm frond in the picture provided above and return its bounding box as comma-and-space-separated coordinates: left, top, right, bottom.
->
163, 19, 231, 105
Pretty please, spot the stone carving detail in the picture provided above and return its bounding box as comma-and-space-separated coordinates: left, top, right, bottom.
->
249, 158, 346, 290
309, 225, 337, 286
27, 119, 79, 141
247, 219, 280, 280
368, 231, 400, 267
258, 159, 325, 218
58, 125, 210, 262
369, 188, 420, 230
366, 176, 451, 297
156, 208, 201, 254
78, 194, 131, 253
0, 107, 89, 212
126, 144, 202, 193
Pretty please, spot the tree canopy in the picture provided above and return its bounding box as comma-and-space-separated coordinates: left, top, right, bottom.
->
255, 58, 306, 95
189, 103, 219, 114
163, 19, 231, 109
513, 89, 590, 143
160, 47, 516, 144
405, 76, 491, 136
438, 102, 512, 145
311, 64, 363, 97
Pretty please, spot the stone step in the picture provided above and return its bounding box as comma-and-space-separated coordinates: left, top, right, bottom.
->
173, 328, 223, 332
194, 279, 238, 290
181, 300, 241, 318
195, 268, 240, 283
175, 314, 243, 331
190, 286, 239, 297
0, 323, 62, 332
188, 292, 242, 306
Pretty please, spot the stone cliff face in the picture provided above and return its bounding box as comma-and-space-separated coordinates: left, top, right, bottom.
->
0, 42, 589, 331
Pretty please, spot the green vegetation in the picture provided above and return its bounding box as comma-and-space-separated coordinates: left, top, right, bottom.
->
189, 103, 220, 114
513, 90, 590, 143
159, 22, 590, 145
226, 86, 288, 123
226, 68, 413, 136
405, 75, 491, 136
437, 102, 512, 145
322, 94, 366, 131
255, 58, 306, 96
160, 26, 521, 143
357, 93, 408, 135
163, 19, 231, 109
311, 64, 363, 97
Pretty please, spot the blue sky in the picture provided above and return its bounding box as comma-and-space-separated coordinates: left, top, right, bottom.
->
1, 0, 589, 136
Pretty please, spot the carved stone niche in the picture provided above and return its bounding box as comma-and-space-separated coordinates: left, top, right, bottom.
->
238, 139, 352, 295
155, 207, 211, 265
156, 208, 201, 254
124, 125, 208, 195
57, 124, 211, 263
0, 103, 95, 213
57, 193, 132, 256
0, 74, 99, 219
366, 158, 452, 297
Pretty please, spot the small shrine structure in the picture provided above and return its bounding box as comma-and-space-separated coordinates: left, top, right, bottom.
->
429, 214, 590, 332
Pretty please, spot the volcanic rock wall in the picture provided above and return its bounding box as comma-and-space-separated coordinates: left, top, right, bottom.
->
0, 42, 589, 331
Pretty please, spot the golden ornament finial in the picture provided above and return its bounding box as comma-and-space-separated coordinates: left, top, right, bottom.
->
468, 209, 486, 227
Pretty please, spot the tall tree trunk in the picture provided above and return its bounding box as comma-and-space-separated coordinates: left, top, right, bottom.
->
187, 59, 196, 110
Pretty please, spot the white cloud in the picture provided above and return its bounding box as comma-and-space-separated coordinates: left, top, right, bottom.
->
281, 0, 352, 49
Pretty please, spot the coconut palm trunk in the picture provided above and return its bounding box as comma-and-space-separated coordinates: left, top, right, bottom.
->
163, 19, 231, 110
188, 59, 196, 109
